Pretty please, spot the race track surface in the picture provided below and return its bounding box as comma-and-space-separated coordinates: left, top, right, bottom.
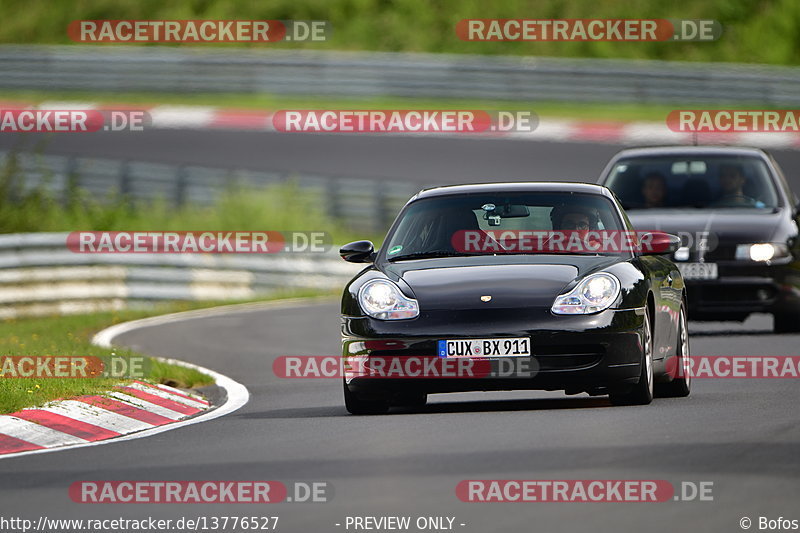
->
1, 131, 799, 532
0, 301, 797, 532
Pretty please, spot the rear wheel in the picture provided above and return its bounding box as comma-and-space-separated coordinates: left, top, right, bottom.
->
774, 312, 800, 334
656, 306, 691, 398
343, 381, 389, 415
610, 312, 654, 406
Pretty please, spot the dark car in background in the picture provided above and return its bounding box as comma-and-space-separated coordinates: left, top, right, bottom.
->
339, 182, 689, 414
598, 146, 800, 332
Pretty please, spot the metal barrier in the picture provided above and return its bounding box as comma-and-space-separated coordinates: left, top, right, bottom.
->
0, 151, 418, 233
1, 45, 800, 105
0, 232, 361, 319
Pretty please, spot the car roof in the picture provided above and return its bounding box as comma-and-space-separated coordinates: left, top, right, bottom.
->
414, 181, 613, 201
610, 145, 769, 159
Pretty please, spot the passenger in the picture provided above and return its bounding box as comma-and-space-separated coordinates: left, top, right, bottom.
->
641, 172, 667, 208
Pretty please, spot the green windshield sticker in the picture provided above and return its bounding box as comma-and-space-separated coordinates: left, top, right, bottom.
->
388, 245, 403, 255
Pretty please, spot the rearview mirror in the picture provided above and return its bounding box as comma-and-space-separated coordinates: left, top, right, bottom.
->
340, 240, 376, 263
639, 232, 681, 256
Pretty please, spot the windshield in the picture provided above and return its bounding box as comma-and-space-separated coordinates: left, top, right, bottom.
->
382, 192, 626, 260
604, 155, 780, 210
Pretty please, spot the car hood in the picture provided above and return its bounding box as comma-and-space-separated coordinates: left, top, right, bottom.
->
383, 256, 620, 310
626, 208, 783, 244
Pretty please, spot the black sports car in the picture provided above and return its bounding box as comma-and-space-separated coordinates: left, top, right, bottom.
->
339, 182, 689, 414
598, 146, 800, 332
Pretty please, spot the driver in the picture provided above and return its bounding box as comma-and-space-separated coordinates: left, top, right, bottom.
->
714, 164, 758, 206
550, 204, 600, 231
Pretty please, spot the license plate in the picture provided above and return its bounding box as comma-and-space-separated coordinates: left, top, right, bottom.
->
438, 338, 531, 358
677, 262, 718, 280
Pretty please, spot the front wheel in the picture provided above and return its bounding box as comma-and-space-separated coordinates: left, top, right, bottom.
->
610, 312, 654, 406
656, 306, 691, 398
343, 381, 389, 415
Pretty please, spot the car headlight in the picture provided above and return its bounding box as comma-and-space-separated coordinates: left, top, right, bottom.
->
551, 273, 621, 315
735, 243, 790, 262
358, 279, 419, 320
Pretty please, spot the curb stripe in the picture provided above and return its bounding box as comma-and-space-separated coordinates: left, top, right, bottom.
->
106, 391, 186, 420
126, 382, 208, 409
74, 396, 174, 425
133, 380, 210, 405
0, 417, 88, 447
40, 401, 156, 433
117, 386, 204, 414
12, 410, 119, 441
0, 434, 44, 453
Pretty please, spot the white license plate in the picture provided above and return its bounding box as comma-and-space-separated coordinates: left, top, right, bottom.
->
438, 338, 531, 358
678, 262, 718, 280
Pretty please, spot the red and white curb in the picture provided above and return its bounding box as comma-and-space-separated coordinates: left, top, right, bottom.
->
0, 380, 210, 455
3, 100, 799, 150
0, 300, 304, 459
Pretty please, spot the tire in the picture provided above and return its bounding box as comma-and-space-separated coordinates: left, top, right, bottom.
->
774, 312, 800, 334
610, 311, 654, 406
343, 381, 389, 415
656, 306, 691, 398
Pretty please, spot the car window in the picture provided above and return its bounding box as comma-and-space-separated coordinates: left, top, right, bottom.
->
604, 155, 780, 210
383, 192, 624, 258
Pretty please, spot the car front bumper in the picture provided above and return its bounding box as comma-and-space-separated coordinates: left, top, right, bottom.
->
683, 260, 800, 319
342, 307, 647, 398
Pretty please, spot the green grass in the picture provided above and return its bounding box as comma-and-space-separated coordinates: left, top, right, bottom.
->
0, 161, 381, 242
0, 291, 331, 414
1, 88, 777, 123
2, 0, 800, 65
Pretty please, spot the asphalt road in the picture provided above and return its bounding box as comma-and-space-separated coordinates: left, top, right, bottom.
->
3, 129, 800, 190
0, 301, 798, 533
0, 131, 799, 532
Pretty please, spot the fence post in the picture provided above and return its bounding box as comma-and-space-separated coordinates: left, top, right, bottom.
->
374, 180, 388, 234
175, 166, 188, 207
327, 177, 341, 221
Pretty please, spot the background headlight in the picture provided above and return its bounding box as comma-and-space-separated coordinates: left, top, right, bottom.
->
358, 279, 419, 320
735, 243, 790, 262
552, 273, 621, 315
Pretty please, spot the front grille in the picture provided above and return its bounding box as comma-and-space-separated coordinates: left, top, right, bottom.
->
534, 345, 605, 370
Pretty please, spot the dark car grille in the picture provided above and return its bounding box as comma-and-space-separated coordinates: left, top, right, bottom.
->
534, 345, 605, 371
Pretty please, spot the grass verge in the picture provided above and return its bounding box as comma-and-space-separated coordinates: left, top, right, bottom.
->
0, 290, 331, 414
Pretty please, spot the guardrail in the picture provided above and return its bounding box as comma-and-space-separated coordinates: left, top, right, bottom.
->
2, 45, 800, 105
0, 232, 361, 319
0, 150, 418, 233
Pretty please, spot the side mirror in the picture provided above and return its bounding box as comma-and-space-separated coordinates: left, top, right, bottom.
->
639, 232, 681, 256
340, 240, 376, 263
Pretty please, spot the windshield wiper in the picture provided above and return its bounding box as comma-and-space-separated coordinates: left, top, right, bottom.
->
387, 250, 475, 262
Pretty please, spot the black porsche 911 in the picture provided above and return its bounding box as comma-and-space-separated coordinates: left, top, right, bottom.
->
598, 146, 800, 333
338, 182, 690, 414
